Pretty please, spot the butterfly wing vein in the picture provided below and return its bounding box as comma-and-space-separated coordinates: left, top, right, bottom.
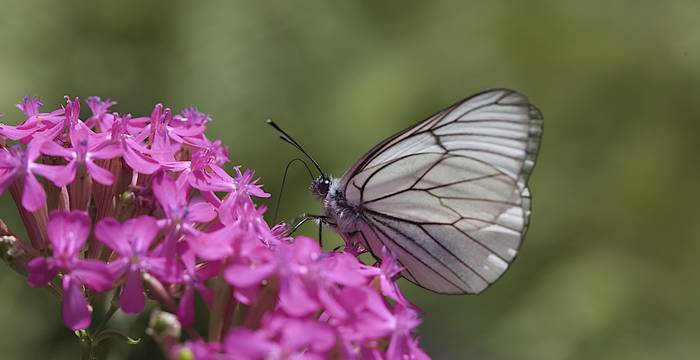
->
339, 89, 543, 294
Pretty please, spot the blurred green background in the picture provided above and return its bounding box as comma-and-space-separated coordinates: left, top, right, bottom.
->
1, 1, 699, 359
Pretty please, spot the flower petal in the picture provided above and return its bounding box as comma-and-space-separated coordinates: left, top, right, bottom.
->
94, 217, 130, 255
224, 329, 277, 359
21, 173, 46, 212
187, 225, 235, 260
140, 256, 181, 283
152, 173, 185, 216
72, 259, 114, 292
126, 216, 159, 252
292, 237, 322, 264
177, 286, 195, 326
320, 253, 370, 287
120, 269, 145, 314
47, 210, 91, 256
0, 124, 38, 140
122, 139, 160, 174
224, 262, 276, 288
89, 142, 121, 159
41, 140, 74, 158
62, 276, 92, 330
86, 160, 114, 185
0, 168, 18, 195
32, 161, 77, 187
30, 162, 76, 187
279, 276, 318, 317
27, 257, 58, 287
188, 201, 217, 223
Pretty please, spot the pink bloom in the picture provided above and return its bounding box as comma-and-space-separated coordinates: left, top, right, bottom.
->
175, 107, 211, 127
224, 316, 335, 360
0, 95, 432, 359
152, 174, 217, 234
0, 139, 71, 211
95, 215, 177, 313
224, 329, 276, 360
0, 96, 65, 141
169, 145, 224, 190
41, 125, 121, 185
385, 305, 429, 360
85, 96, 117, 130
176, 242, 220, 326
152, 173, 217, 263
108, 114, 161, 174
162, 107, 209, 144
203, 166, 269, 197
226, 237, 374, 318
26, 211, 113, 330
377, 247, 410, 305
210, 140, 230, 165
148, 105, 182, 163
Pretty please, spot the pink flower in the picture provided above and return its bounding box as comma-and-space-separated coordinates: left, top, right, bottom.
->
0, 95, 432, 359
107, 114, 161, 174
385, 305, 429, 360
151, 173, 217, 263
0, 96, 65, 141
26, 211, 113, 330
148, 105, 182, 163
85, 96, 117, 130
0, 139, 71, 211
175, 107, 211, 127
213, 168, 270, 225
226, 237, 374, 318
176, 242, 220, 326
152, 174, 217, 234
224, 316, 335, 360
95, 215, 177, 313
40, 125, 121, 185
377, 246, 410, 305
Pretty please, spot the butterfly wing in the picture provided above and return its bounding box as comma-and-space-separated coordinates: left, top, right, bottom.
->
339, 89, 543, 294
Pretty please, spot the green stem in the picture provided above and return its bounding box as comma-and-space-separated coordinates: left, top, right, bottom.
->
77, 330, 96, 360
95, 302, 119, 334
80, 346, 96, 360
92, 288, 120, 334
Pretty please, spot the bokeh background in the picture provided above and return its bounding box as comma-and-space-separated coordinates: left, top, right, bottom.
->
1, 1, 699, 359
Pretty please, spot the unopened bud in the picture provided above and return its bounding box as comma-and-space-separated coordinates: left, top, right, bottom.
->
174, 346, 194, 360
0, 235, 30, 276
147, 310, 181, 340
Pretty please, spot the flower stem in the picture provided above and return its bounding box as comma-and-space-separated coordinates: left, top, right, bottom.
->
208, 276, 232, 342
94, 293, 119, 334
244, 279, 279, 329
76, 330, 96, 360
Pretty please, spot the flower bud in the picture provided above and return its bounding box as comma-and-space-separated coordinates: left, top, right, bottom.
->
147, 310, 181, 340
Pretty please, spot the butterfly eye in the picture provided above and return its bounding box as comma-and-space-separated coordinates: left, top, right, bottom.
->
311, 176, 332, 198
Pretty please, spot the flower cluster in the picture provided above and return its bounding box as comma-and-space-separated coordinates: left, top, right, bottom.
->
0, 96, 429, 359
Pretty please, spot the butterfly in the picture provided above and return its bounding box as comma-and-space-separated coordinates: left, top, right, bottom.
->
270, 89, 542, 294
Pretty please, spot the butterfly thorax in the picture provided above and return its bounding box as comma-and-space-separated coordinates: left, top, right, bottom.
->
311, 176, 362, 233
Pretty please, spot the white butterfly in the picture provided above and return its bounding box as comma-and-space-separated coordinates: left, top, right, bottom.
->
274, 89, 542, 294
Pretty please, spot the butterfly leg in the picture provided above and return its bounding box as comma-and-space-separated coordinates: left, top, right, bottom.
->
290, 213, 333, 248
290, 214, 331, 234
318, 220, 323, 248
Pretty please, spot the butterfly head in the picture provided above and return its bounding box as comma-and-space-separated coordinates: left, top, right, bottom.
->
310, 175, 332, 199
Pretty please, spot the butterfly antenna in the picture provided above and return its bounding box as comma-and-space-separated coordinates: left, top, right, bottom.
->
273, 158, 315, 223
267, 120, 326, 178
